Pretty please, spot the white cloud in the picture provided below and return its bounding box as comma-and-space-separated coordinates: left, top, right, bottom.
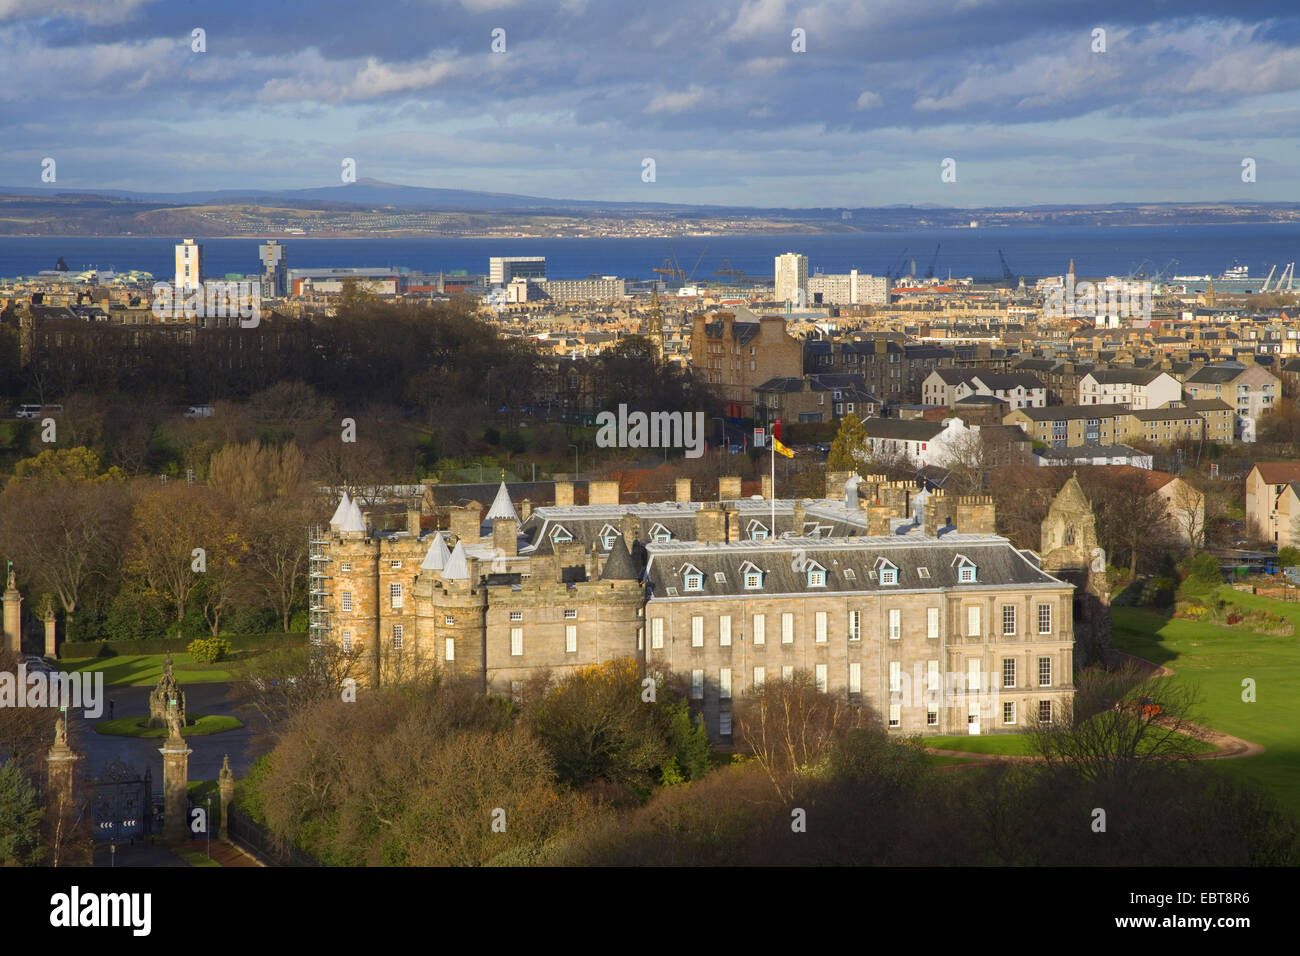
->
855, 90, 881, 110
0, 0, 154, 24
646, 84, 706, 114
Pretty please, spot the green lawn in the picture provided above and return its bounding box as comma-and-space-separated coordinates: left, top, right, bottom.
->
60, 652, 240, 687
923, 753, 980, 767
1112, 588, 1300, 817
93, 714, 243, 738
923, 734, 1036, 755
175, 848, 221, 867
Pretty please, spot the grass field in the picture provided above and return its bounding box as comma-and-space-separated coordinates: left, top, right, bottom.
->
175, 848, 221, 867
93, 714, 243, 738
924, 734, 1037, 755
61, 652, 242, 686
1112, 587, 1300, 817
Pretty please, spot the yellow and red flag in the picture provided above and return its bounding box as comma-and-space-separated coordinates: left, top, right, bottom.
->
772, 435, 795, 458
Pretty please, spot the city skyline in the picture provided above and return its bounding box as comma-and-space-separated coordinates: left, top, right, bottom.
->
3, 1, 1300, 205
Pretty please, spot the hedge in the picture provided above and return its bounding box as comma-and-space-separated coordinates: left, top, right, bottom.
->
60, 633, 308, 659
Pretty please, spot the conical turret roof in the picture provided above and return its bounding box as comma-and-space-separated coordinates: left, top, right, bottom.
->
339, 496, 366, 534
328, 491, 352, 529
420, 533, 451, 571
486, 481, 519, 523
442, 541, 470, 580
600, 540, 640, 581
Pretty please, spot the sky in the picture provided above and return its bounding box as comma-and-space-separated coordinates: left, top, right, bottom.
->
4, 0, 1300, 207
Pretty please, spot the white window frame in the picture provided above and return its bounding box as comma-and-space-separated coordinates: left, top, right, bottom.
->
889, 660, 901, 693
342, 630, 352, 653
651, 617, 664, 649
691, 616, 704, 647
1003, 701, 1017, 725
1002, 657, 1016, 689
509, 610, 522, 622
848, 609, 861, 641
888, 704, 901, 728
927, 659, 939, 692
888, 608, 901, 640
926, 707, 938, 727
718, 711, 732, 735
815, 611, 827, 643
848, 662, 861, 695
966, 605, 981, 637
444, 637, 455, 661
392, 624, 403, 650
720, 667, 732, 699
390, 582, 403, 609
720, 615, 732, 647
1037, 603, 1053, 635
752, 613, 765, 645
815, 663, 828, 693
782, 665, 793, 681
565, 624, 577, 654
927, 606, 940, 639
1038, 656, 1052, 687
341, 590, 353, 612
510, 627, 523, 657
1002, 605, 1016, 636
781, 612, 794, 644
753, 666, 766, 688
690, 669, 704, 700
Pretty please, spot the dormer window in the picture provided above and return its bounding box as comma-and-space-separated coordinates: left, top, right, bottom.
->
747, 519, 769, 541
550, 524, 573, 544
878, 556, 899, 587
954, 555, 977, 583
683, 564, 704, 591
650, 522, 672, 543
805, 560, 827, 588
741, 561, 763, 590
598, 524, 619, 550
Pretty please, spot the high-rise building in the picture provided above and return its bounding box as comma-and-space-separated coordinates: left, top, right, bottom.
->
774, 253, 808, 304
259, 240, 288, 297
175, 239, 203, 291
489, 256, 547, 286
808, 269, 891, 306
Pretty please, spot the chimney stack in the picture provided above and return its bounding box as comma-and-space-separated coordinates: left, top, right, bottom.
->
406, 503, 421, 537
761, 474, 773, 500
493, 517, 518, 558
589, 480, 620, 505
719, 476, 741, 500
554, 480, 574, 507
449, 503, 481, 545
955, 495, 996, 535
697, 503, 727, 542
676, 477, 693, 502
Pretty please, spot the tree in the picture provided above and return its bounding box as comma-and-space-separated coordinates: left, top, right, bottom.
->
525, 659, 688, 801
127, 483, 234, 632
0, 760, 42, 865
1025, 663, 1207, 784
826, 413, 866, 473
733, 670, 876, 799
0, 461, 131, 640
1169, 477, 1208, 550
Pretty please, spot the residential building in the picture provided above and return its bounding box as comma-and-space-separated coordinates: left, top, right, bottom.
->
1005, 404, 1124, 448
258, 240, 288, 297
859, 416, 981, 468
692, 311, 803, 418
922, 369, 1047, 409
753, 373, 881, 427
1245, 461, 1300, 545
774, 253, 809, 305
807, 270, 891, 306
1182, 363, 1281, 441
175, 239, 202, 291
1076, 368, 1181, 409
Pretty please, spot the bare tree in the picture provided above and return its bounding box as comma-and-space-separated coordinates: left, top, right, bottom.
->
733, 670, 875, 799
1169, 478, 1207, 550
1025, 663, 1207, 783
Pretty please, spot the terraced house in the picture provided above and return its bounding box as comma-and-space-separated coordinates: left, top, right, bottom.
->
312, 474, 1076, 740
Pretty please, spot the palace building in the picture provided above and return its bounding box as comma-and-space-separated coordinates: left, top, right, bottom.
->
310, 474, 1077, 739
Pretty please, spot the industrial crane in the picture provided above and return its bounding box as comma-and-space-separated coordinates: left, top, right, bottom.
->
997, 249, 1017, 288
924, 244, 941, 280
712, 257, 746, 284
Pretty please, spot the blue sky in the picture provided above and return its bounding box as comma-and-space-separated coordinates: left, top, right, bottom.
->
5, 0, 1300, 207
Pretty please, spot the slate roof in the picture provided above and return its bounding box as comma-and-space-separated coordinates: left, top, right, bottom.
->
644, 535, 1064, 600
860, 418, 947, 441
1185, 364, 1246, 384
599, 540, 640, 581
1251, 462, 1300, 485
1085, 368, 1165, 385
1013, 404, 1125, 422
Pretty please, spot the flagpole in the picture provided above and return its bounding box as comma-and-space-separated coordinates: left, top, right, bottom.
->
771, 429, 776, 536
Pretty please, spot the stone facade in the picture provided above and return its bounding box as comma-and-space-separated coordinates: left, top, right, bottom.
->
316, 476, 1078, 740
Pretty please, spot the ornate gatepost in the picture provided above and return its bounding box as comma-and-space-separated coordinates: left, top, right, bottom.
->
149, 654, 187, 728
218, 755, 234, 841
159, 703, 191, 843
2, 561, 21, 655
47, 713, 81, 866
43, 599, 57, 659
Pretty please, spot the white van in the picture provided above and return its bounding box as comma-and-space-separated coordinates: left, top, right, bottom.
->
185, 405, 215, 418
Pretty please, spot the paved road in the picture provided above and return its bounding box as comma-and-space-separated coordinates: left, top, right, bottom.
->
68, 682, 258, 783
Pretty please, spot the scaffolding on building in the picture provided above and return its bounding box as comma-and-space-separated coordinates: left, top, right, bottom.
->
308, 525, 331, 647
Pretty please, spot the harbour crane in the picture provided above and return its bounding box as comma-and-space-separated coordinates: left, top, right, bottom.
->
997, 249, 1017, 289
924, 244, 941, 280
712, 257, 746, 284
885, 247, 910, 281
652, 255, 684, 281
1261, 265, 1277, 293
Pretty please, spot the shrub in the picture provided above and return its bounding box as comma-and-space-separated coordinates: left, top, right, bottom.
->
187, 637, 233, 664
1279, 546, 1300, 569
